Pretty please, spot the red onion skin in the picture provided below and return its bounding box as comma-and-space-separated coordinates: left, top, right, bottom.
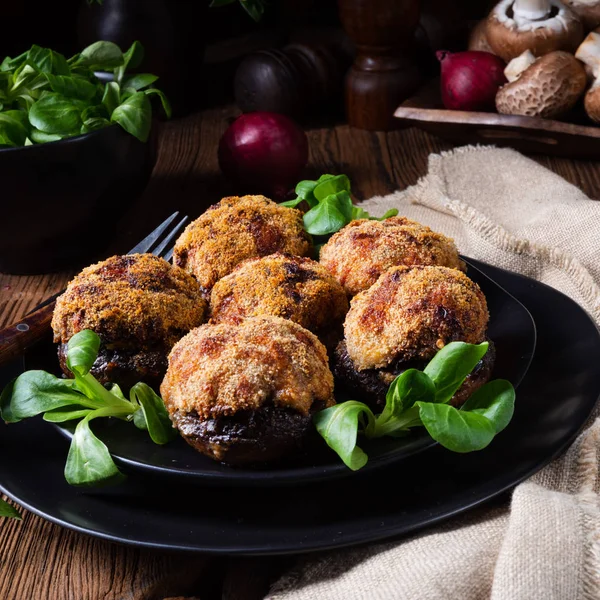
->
437, 50, 507, 112
218, 112, 309, 200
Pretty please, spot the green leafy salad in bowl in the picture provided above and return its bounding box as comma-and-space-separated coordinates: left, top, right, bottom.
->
0, 40, 170, 147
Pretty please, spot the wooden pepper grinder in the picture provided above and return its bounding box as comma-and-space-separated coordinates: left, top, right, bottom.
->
338, 0, 422, 130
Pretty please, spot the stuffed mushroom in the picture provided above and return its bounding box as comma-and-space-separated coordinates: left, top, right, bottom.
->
51, 254, 207, 390
334, 265, 495, 410
209, 253, 349, 350
161, 316, 335, 465
319, 217, 465, 298
173, 195, 313, 298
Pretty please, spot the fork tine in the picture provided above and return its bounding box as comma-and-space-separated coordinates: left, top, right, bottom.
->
163, 247, 175, 263
26, 211, 188, 316
153, 216, 189, 259
127, 212, 179, 255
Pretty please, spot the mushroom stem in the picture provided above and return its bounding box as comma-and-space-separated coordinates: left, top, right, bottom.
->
575, 31, 600, 81
514, 0, 552, 21
505, 50, 537, 81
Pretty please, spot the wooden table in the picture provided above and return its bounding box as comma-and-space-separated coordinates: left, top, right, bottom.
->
2, 106, 600, 600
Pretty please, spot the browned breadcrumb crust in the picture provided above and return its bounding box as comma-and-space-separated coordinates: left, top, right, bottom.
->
51, 254, 207, 348
344, 265, 489, 371
209, 253, 349, 336
161, 316, 335, 420
319, 217, 466, 297
173, 195, 313, 295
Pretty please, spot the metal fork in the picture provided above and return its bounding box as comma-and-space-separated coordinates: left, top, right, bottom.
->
0, 212, 189, 367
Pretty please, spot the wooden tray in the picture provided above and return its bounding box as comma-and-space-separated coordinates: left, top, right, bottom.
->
394, 80, 600, 159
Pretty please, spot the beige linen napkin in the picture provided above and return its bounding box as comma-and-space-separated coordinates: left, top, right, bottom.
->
267, 145, 600, 600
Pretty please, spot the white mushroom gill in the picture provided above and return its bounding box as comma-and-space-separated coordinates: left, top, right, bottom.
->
514, 0, 552, 19
495, 0, 576, 32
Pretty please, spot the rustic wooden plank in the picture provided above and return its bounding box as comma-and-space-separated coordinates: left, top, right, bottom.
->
395, 83, 600, 160
334, 126, 396, 199
0, 503, 214, 600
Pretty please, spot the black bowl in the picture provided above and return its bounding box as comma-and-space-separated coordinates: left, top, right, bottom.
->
0, 125, 156, 274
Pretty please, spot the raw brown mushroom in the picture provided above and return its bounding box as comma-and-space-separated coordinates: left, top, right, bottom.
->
486, 0, 585, 62
469, 20, 495, 53
575, 31, 600, 122
496, 50, 587, 117
563, 0, 600, 30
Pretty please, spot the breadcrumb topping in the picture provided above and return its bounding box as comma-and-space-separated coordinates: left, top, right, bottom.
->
51, 254, 207, 348
344, 265, 489, 371
173, 195, 313, 295
320, 217, 465, 297
161, 316, 335, 420
209, 253, 348, 335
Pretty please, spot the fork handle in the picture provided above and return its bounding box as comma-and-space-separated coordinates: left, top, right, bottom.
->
0, 301, 56, 367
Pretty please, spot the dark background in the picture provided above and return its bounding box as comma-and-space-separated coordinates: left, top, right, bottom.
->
2, 0, 495, 74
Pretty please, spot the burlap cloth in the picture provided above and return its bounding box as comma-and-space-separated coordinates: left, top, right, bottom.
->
267, 145, 600, 600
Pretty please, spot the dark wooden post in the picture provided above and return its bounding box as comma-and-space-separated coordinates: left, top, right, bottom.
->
338, 0, 422, 130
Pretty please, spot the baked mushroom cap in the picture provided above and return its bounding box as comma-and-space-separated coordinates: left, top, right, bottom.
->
319, 217, 465, 298
343, 266, 489, 372
486, 0, 585, 62
209, 253, 349, 348
161, 316, 335, 464
173, 195, 313, 297
52, 254, 207, 389
496, 51, 587, 117
564, 0, 600, 30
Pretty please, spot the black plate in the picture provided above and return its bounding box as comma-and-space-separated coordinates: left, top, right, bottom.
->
23, 259, 535, 486
1, 260, 597, 555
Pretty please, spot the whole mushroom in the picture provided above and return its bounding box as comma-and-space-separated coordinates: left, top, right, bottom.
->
469, 20, 495, 53
563, 0, 600, 30
575, 31, 600, 122
496, 50, 587, 117
486, 0, 585, 61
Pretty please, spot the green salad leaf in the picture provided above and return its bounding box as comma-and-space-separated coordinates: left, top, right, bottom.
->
28, 45, 70, 75
424, 342, 490, 404
0, 498, 21, 520
282, 173, 399, 244
315, 342, 516, 469
0, 40, 169, 146
314, 401, 376, 470
65, 409, 127, 487
415, 402, 496, 453
374, 369, 435, 437
110, 92, 151, 142
1, 330, 177, 487
302, 194, 349, 236
115, 40, 144, 85
75, 41, 124, 70
130, 383, 178, 445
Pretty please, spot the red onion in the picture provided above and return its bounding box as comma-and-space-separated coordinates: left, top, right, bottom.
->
437, 50, 507, 112
218, 112, 309, 200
